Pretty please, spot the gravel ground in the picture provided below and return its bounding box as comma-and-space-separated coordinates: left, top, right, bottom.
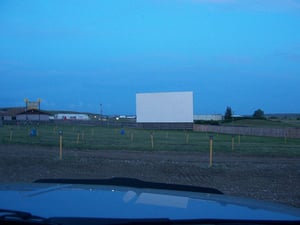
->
0, 144, 299, 208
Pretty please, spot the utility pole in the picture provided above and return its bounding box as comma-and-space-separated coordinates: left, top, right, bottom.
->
38, 98, 41, 121
100, 103, 102, 121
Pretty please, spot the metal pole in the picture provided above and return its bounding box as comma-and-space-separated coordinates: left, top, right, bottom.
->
100, 104, 102, 120
39, 100, 40, 121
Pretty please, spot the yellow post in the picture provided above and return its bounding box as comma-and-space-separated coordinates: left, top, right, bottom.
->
59, 130, 63, 160
10, 129, 13, 142
209, 136, 213, 167
232, 135, 235, 150
284, 135, 287, 144
150, 134, 154, 149
131, 132, 134, 142
59, 135, 63, 160
77, 132, 80, 144
186, 133, 189, 144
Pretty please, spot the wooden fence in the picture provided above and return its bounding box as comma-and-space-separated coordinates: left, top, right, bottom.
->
193, 124, 300, 138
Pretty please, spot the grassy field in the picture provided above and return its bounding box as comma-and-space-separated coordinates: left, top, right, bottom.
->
1, 123, 300, 156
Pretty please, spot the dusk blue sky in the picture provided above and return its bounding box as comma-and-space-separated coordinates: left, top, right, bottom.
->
1, 0, 300, 115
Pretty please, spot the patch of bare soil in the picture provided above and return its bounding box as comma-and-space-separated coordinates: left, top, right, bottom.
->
0, 144, 299, 208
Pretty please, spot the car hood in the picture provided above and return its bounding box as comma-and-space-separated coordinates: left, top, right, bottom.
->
0, 182, 299, 221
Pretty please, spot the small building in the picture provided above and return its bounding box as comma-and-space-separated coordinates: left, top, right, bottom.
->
0, 107, 26, 121
194, 114, 223, 121
16, 109, 50, 121
0, 107, 50, 121
54, 113, 90, 120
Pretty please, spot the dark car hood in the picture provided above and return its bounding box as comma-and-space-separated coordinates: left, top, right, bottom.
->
0, 182, 299, 221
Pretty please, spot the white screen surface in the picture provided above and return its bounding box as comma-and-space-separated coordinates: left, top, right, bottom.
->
136, 92, 193, 123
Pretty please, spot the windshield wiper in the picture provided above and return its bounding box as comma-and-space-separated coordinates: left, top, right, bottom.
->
0, 208, 55, 224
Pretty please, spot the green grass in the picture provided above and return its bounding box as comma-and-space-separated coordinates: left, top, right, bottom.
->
0, 124, 300, 156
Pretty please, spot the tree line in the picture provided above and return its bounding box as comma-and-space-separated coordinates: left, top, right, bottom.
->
224, 106, 265, 121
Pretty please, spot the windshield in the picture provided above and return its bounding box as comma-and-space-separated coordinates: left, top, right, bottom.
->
0, 0, 300, 221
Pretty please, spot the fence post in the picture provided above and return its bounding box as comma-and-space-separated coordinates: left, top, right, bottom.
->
131, 132, 134, 142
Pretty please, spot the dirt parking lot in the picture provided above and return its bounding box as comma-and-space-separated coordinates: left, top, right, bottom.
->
0, 144, 299, 208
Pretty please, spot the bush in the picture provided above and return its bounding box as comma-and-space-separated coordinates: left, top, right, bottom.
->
253, 109, 265, 119
194, 120, 220, 125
